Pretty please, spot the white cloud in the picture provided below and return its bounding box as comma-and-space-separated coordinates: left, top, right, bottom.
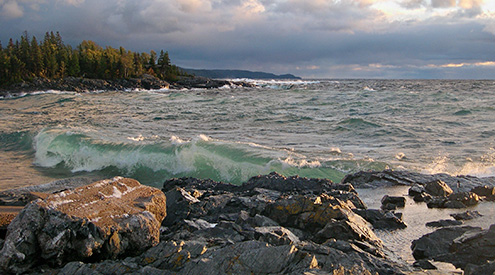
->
458, 0, 484, 9
1, 1, 24, 19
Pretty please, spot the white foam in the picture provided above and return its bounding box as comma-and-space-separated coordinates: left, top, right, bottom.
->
170, 135, 188, 145
49, 199, 74, 208
280, 156, 322, 169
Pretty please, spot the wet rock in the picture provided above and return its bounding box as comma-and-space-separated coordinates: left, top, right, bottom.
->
471, 185, 495, 201
381, 195, 406, 210
425, 180, 453, 197
425, 219, 463, 228
426, 196, 448, 208
448, 225, 495, 269
411, 226, 482, 261
408, 184, 426, 197
413, 192, 432, 202
354, 209, 407, 230
0, 177, 166, 273
381, 195, 406, 207
447, 192, 480, 207
426, 192, 480, 209
450, 210, 483, 221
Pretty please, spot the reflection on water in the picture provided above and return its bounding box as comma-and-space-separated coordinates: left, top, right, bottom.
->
357, 186, 495, 263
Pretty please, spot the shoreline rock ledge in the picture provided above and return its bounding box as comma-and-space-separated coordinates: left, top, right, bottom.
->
0, 172, 413, 274
0, 177, 166, 274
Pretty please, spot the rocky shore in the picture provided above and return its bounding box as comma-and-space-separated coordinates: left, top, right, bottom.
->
0, 170, 494, 274
0, 75, 255, 97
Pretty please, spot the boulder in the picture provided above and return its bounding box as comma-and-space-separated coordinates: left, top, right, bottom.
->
381, 195, 406, 210
381, 195, 406, 207
0, 177, 166, 273
425, 180, 453, 197
354, 209, 407, 230
411, 226, 482, 261
448, 225, 495, 269
447, 192, 480, 207
408, 184, 425, 197
413, 224, 495, 271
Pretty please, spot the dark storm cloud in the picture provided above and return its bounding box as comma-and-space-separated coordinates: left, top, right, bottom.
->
0, 0, 494, 78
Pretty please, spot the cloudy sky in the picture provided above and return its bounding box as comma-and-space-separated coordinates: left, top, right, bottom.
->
1, 0, 495, 79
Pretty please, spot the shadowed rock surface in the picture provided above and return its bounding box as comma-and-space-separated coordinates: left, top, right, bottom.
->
411, 225, 495, 274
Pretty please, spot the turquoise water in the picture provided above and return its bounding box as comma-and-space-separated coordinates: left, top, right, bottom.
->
1, 79, 495, 190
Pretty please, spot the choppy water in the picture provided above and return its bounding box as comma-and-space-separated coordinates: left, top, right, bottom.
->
1, 79, 495, 190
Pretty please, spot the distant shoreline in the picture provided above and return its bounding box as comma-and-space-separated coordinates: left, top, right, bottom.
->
0, 75, 256, 97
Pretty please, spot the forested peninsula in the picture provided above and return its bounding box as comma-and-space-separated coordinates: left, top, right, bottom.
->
0, 32, 249, 95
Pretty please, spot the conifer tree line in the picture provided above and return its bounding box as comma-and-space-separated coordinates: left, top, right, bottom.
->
0, 31, 186, 86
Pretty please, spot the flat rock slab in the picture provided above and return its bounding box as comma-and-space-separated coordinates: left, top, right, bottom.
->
0, 177, 166, 273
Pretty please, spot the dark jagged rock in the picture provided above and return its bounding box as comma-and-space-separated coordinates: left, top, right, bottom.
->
154, 172, 408, 274
450, 210, 483, 221
425, 219, 463, 228
408, 184, 425, 196
353, 209, 407, 230
381, 195, 406, 210
425, 180, 453, 197
411, 226, 482, 261
471, 185, 495, 201
447, 192, 480, 207
413, 224, 495, 272
425, 192, 480, 209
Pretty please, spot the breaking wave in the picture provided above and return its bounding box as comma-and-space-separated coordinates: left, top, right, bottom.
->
32, 127, 388, 186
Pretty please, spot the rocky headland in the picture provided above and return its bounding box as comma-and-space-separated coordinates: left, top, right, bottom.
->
0, 170, 494, 274
0, 75, 255, 98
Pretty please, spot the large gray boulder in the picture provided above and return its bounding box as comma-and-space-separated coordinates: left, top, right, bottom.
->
0, 177, 166, 273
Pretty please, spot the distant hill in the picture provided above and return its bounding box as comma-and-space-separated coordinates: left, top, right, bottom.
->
182, 68, 301, 80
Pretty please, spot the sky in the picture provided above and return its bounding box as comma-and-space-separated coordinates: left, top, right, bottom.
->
1, 0, 495, 79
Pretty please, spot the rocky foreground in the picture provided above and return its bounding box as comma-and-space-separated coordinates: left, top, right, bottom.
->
0, 75, 255, 97
0, 170, 494, 274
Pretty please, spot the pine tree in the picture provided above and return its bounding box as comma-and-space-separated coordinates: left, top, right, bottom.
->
67, 50, 80, 77
30, 36, 43, 77
148, 50, 157, 76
